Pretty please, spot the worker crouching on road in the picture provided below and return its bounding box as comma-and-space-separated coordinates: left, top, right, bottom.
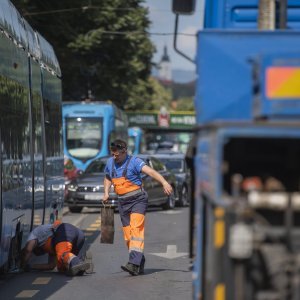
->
103, 139, 173, 276
21, 221, 91, 276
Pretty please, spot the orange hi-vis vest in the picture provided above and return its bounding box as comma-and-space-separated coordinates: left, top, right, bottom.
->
111, 156, 141, 196
42, 220, 62, 254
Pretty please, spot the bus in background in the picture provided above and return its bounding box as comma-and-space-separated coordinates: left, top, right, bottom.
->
128, 127, 146, 155
62, 101, 128, 172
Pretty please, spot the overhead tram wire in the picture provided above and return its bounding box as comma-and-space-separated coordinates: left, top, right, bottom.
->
22, 6, 171, 16
20, 5, 197, 38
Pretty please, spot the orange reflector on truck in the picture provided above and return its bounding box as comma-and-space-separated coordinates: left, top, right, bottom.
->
266, 67, 300, 99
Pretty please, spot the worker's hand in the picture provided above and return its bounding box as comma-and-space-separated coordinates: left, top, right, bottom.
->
162, 182, 173, 196
102, 192, 109, 203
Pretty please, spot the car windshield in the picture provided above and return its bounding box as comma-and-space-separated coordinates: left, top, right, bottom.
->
85, 159, 107, 174
159, 158, 184, 173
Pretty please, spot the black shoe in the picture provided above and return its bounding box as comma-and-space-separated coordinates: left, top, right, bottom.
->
121, 262, 139, 276
139, 257, 145, 275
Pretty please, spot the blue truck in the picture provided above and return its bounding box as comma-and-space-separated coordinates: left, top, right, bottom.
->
173, 0, 300, 299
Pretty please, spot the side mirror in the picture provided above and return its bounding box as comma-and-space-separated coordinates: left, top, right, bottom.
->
172, 0, 196, 15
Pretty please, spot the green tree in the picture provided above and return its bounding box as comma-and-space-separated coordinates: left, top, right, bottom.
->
13, 0, 155, 108
175, 97, 195, 111
125, 77, 172, 111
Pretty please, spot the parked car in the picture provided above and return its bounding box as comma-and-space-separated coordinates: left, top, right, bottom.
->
64, 155, 178, 213
138, 154, 178, 210
152, 153, 191, 207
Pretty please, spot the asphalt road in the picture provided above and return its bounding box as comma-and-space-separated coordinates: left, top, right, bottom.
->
0, 206, 192, 300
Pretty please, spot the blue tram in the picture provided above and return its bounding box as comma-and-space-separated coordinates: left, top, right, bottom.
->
62, 101, 128, 172
0, 0, 63, 272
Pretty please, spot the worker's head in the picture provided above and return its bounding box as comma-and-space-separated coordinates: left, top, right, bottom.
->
110, 139, 127, 163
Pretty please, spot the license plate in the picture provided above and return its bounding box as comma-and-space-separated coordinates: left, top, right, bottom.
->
84, 193, 103, 200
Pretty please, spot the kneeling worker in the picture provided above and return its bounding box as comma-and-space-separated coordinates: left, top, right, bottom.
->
21, 221, 91, 276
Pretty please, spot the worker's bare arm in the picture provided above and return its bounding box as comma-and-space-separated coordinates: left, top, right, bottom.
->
21, 240, 37, 268
103, 176, 112, 202
141, 165, 173, 195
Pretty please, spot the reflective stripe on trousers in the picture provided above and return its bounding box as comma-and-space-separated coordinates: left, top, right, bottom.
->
118, 191, 148, 265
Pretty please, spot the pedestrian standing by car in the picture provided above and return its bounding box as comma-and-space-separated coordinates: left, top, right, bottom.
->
21, 221, 92, 276
103, 139, 173, 276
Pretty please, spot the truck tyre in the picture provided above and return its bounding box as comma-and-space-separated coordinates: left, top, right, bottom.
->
178, 185, 189, 207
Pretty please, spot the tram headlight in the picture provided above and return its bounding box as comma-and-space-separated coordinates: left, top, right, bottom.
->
67, 184, 78, 192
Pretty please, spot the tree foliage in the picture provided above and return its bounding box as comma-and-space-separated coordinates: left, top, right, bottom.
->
125, 77, 172, 111
12, 0, 155, 108
175, 97, 195, 111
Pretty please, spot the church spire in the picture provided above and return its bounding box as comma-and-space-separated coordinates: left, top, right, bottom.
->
158, 45, 172, 82
161, 45, 170, 62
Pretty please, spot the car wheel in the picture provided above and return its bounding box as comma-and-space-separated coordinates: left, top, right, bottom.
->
68, 206, 83, 213
162, 190, 176, 210
178, 185, 189, 207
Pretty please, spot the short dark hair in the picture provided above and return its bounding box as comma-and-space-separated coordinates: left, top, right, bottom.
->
110, 139, 127, 151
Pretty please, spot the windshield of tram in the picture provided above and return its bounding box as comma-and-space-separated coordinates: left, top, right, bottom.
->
66, 117, 103, 160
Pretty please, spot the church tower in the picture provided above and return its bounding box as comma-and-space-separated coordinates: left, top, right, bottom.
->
158, 45, 172, 82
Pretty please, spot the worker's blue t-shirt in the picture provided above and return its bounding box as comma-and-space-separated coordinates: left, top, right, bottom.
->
104, 155, 146, 186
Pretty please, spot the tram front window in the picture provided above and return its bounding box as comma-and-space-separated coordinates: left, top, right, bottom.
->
66, 117, 103, 160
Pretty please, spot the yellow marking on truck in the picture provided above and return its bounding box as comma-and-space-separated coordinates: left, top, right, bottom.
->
32, 277, 51, 285
266, 67, 300, 98
95, 219, 101, 223
214, 220, 225, 248
214, 207, 225, 218
15, 290, 39, 298
214, 284, 225, 300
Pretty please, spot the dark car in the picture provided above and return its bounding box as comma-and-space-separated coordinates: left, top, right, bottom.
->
64, 156, 114, 213
64, 155, 178, 213
152, 153, 191, 207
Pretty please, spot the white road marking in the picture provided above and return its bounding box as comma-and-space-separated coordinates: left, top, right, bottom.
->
15, 290, 39, 298
32, 277, 51, 285
149, 245, 188, 259
158, 210, 182, 214
89, 224, 100, 228
86, 227, 98, 231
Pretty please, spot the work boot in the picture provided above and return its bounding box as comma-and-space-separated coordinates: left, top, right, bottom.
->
121, 262, 139, 276
139, 256, 146, 275
67, 257, 91, 276
84, 250, 94, 274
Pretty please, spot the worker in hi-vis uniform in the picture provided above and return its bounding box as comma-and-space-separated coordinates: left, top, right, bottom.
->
103, 139, 173, 276
21, 221, 91, 276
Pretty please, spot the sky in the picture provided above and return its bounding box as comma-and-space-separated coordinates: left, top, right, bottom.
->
143, 0, 204, 72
